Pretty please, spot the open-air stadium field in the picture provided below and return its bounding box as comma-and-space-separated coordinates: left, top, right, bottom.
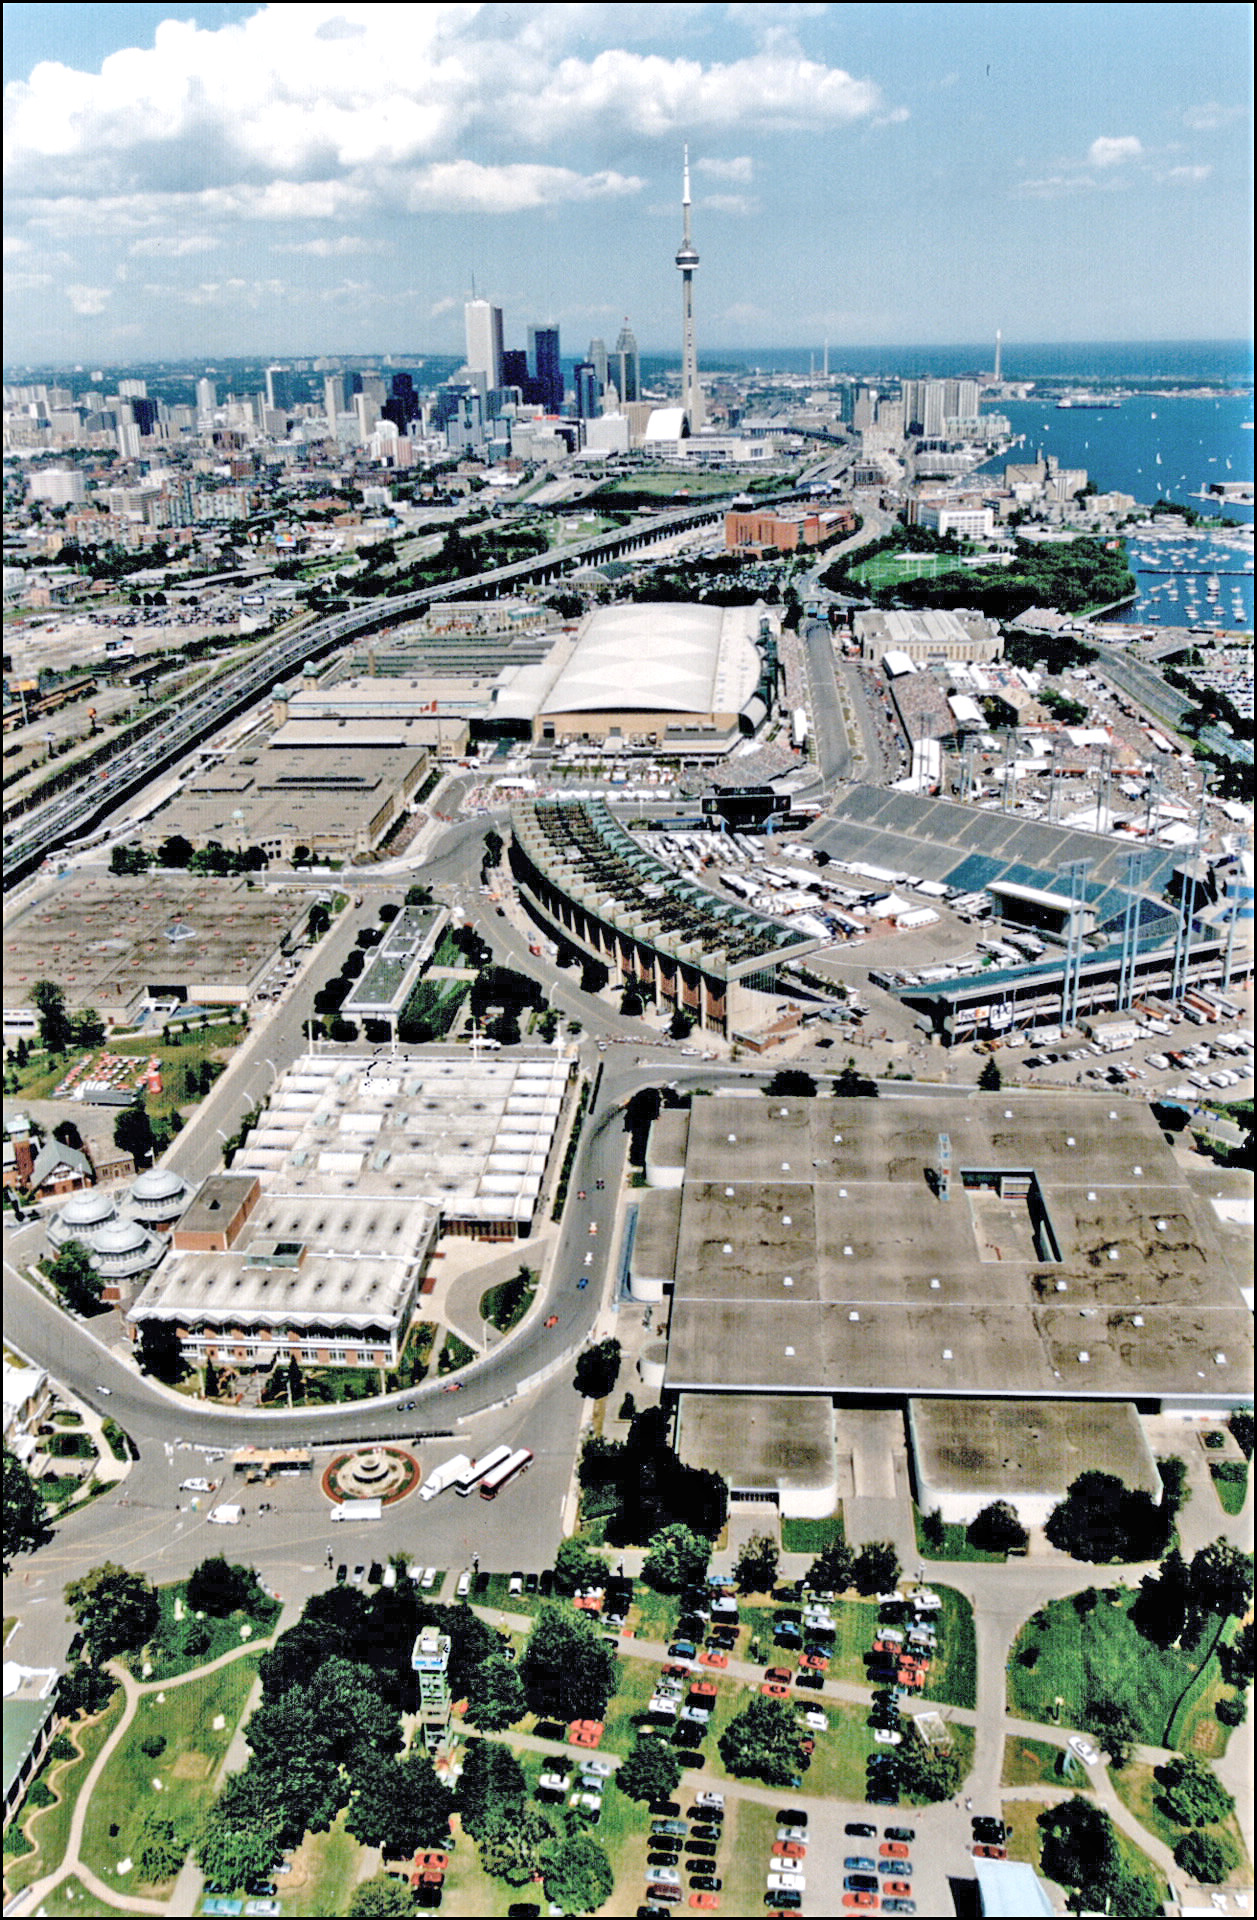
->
849, 550, 968, 589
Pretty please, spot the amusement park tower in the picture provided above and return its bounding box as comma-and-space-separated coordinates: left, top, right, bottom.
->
676, 145, 704, 428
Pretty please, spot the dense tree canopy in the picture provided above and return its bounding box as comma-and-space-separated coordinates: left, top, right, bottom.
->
551, 1534, 609, 1596
852, 1541, 901, 1596
456, 1738, 527, 1840
540, 1831, 615, 1917
1045, 1471, 1171, 1563
64, 1563, 158, 1662
3, 1447, 47, 1568
615, 1739, 684, 1805
574, 1338, 621, 1401
195, 1814, 281, 1893
346, 1748, 454, 1856
519, 1606, 618, 1723
718, 1693, 811, 1787
967, 1501, 1029, 1554
478, 1804, 555, 1885
734, 1531, 780, 1595
46, 1240, 103, 1316
463, 1655, 526, 1733
347, 1872, 414, 1916
1156, 1755, 1236, 1829
642, 1523, 713, 1594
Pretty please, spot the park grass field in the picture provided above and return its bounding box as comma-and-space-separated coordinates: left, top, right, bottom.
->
134, 1578, 279, 1683
780, 1513, 845, 1554
78, 1655, 259, 1893
849, 550, 969, 590
1109, 1760, 1252, 1885
3, 1690, 128, 1898
1008, 1591, 1232, 1750
1002, 1733, 1077, 1789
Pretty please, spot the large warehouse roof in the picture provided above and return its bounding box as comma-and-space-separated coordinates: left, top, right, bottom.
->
643, 1091, 1252, 1405
539, 603, 763, 719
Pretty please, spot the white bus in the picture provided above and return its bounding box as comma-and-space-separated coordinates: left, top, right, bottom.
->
454, 1445, 514, 1497
479, 1447, 533, 1501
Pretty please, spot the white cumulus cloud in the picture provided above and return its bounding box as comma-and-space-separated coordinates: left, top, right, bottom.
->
65, 284, 111, 315
696, 154, 753, 181
1088, 135, 1143, 168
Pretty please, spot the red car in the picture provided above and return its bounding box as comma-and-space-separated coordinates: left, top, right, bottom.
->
689, 1680, 718, 1699
441, 1380, 461, 1392
842, 1896, 878, 1912
761, 1681, 790, 1698
773, 1841, 806, 1860
417, 1852, 450, 1871
883, 1880, 912, 1897
879, 1842, 909, 1860
972, 1844, 1007, 1860
799, 1652, 829, 1671
689, 1898, 720, 1912
765, 1666, 793, 1683
699, 1649, 729, 1669
544, 1314, 559, 1328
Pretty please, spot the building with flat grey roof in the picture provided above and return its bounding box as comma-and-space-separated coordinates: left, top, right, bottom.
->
855, 608, 1002, 666
907, 1396, 1160, 1529
675, 1392, 838, 1518
127, 1049, 574, 1371
343, 905, 448, 1030
3, 875, 310, 1026
140, 729, 428, 863
128, 1189, 437, 1371
637, 1091, 1251, 1411
227, 1050, 572, 1235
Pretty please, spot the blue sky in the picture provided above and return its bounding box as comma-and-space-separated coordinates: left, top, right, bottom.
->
3, 2, 1252, 365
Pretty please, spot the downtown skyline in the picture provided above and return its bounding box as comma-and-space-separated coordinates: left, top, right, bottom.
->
2, 2, 1254, 365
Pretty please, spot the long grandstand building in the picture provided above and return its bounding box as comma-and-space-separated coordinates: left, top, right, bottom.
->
809, 785, 1250, 1043
510, 798, 823, 1035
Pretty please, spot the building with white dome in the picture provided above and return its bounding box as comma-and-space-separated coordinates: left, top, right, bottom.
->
46, 1188, 165, 1300
127, 1167, 194, 1229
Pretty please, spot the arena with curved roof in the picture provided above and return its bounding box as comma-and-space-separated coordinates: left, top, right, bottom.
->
533, 601, 773, 752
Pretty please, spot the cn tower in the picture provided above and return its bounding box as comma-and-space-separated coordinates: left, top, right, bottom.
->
675, 145, 703, 428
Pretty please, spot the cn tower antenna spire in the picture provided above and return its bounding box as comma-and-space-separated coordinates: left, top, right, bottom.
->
676, 143, 703, 428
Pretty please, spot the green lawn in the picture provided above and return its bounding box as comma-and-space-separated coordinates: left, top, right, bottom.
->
279, 1810, 372, 1917
1109, 1760, 1252, 1885
721, 1797, 783, 1918
930, 1587, 978, 1710
1002, 1734, 1078, 1789
913, 1507, 1005, 1563
131, 1578, 280, 1683
625, 1583, 681, 1646
12, 1021, 246, 1121
850, 550, 970, 588
1211, 1461, 1249, 1515
29, 1875, 120, 1917
3, 1689, 127, 1897
1008, 1591, 1232, 1749
780, 1513, 845, 1554
79, 1655, 259, 1892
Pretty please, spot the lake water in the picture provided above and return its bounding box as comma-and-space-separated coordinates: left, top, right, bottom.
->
975, 392, 1254, 629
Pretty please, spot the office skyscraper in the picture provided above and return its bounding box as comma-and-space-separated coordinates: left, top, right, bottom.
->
612, 319, 639, 404
993, 330, 1003, 384
528, 325, 563, 413
675, 146, 703, 427
587, 338, 608, 392
501, 348, 529, 393
265, 365, 295, 413
574, 362, 601, 420
196, 377, 217, 416
323, 374, 345, 425
464, 299, 504, 390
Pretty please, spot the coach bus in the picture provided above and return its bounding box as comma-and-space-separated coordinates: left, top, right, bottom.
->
454, 1444, 513, 1497
479, 1447, 533, 1500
